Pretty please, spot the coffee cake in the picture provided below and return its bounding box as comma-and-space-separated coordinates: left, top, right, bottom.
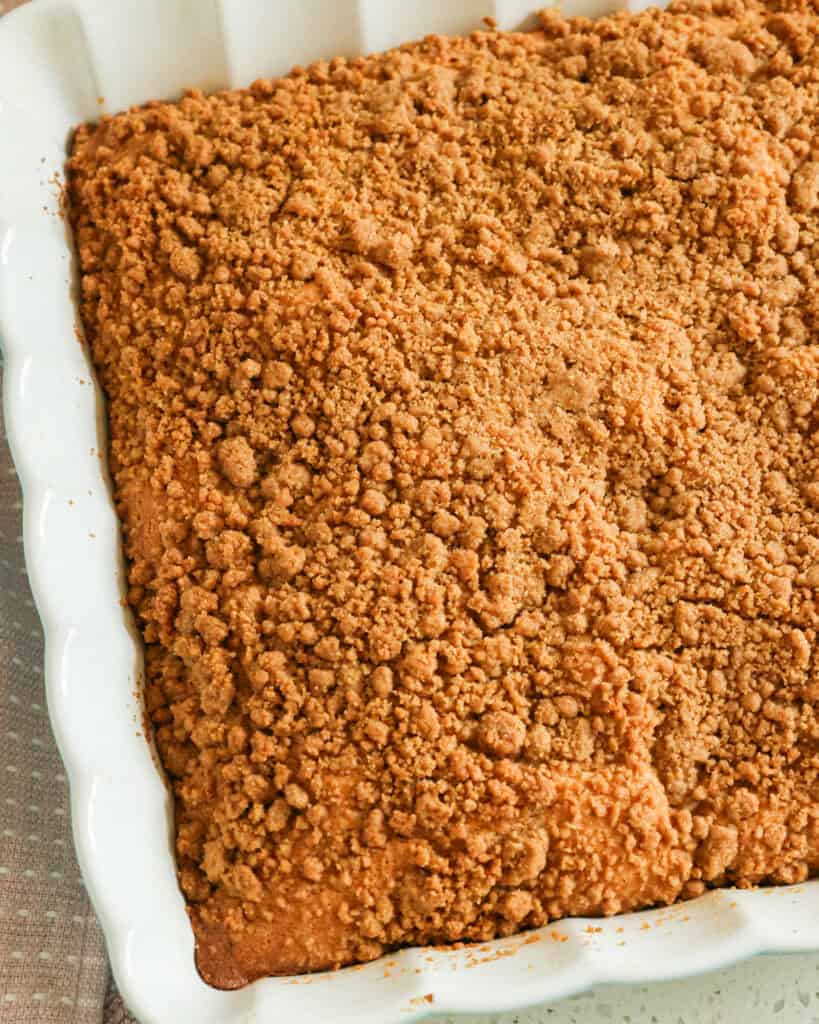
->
69, 0, 819, 987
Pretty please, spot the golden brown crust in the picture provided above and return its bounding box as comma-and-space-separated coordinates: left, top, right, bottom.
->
70, 0, 819, 986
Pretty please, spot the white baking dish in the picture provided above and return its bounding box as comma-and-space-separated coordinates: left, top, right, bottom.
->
2, 1, 819, 1021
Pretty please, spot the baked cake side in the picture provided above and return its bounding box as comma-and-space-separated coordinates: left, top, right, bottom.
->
69, 0, 819, 986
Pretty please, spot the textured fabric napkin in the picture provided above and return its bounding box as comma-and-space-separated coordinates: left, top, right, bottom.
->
0, 5, 134, 1022
0, 401, 119, 1024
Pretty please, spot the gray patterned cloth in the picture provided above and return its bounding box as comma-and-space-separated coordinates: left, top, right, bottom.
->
0, 6, 134, 1020
0, 388, 134, 1022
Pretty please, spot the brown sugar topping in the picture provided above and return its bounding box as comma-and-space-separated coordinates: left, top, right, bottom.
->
69, 0, 819, 986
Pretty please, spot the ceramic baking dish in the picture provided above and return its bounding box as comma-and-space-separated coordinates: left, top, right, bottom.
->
2, 1, 819, 1021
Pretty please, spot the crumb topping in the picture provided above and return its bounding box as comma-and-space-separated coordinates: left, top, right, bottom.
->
69, 0, 819, 986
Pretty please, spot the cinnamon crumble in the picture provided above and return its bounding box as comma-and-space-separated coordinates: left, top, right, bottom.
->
69, 0, 819, 987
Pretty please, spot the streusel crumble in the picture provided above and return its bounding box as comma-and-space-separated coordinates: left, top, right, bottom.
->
69, 0, 819, 987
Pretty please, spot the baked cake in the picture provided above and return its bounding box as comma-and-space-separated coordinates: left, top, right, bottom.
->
69, 0, 819, 987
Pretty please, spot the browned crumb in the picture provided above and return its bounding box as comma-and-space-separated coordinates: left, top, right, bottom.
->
69, 0, 819, 988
